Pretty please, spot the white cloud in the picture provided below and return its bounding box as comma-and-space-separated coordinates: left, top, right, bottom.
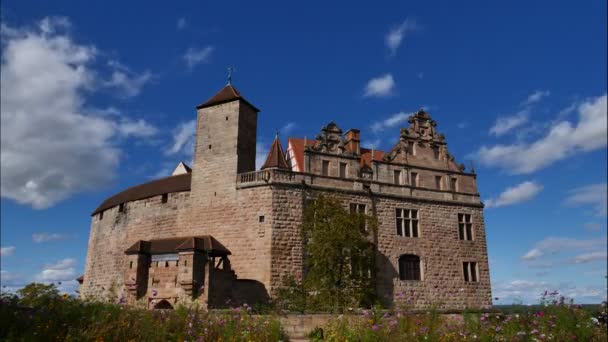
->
0, 18, 156, 209
584, 222, 602, 231
485, 181, 543, 208
37, 258, 77, 282
489, 109, 529, 136
571, 251, 607, 264
280, 122, 296, 136
385, 18, 417, 57
492, 279, 606, 304
1, 246, 16, 256
564, 183, 607, 216
371, 112, 408, 133
116, 118, 158, 138
104, 68, 153, 98
474, 94, 607, 174
32, 232, 69, 243
521, 248, 542, 261
177, 17, 186, 30
364, 74, 395, 98
0, 270, 25, 287
183, 46, 213, 69
521, 90, 550, 106
166, 120, 196, 156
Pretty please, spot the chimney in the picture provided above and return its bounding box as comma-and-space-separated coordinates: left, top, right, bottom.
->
345, 129, 361, 155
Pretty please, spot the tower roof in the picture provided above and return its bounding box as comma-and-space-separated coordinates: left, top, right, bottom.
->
196, 84, 260, 112
261, 134, 289, 170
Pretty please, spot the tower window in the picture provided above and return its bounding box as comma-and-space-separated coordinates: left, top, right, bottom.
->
322, 160, 330, 176
458, 213, 473, 240
463, 261, 478, 282
410, 172, 418, 187
119, 203, 125, 213
208, 145, 212, 149
339, 162, 347, 178
398, 254, 421, 281
259, 215, 265, 223
99, 211, 104, 220
161, 194, 168, 203
396, 209, 419, 238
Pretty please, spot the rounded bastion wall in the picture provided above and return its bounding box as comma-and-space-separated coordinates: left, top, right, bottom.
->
81, 190, 191, 300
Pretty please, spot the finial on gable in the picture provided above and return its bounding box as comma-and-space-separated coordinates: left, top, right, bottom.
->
227, 66, 234, 85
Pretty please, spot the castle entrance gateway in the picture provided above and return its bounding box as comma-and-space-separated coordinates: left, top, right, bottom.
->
123, 236, 234, 309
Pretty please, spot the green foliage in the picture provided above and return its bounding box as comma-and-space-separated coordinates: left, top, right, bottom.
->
0, 283, 287, 341
295, 195, 378, 312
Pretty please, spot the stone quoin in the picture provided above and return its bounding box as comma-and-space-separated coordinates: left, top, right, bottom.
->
80, 83, 492, 310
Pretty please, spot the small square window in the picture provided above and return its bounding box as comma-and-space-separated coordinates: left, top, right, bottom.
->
259, 215, 265, 223
161, 193, 168, 203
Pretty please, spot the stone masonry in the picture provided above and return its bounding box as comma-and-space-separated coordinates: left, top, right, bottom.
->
80, 83, 492, 310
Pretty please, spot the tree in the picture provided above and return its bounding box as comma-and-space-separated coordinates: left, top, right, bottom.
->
300, 195, 378, 312
17, 282, 60, 307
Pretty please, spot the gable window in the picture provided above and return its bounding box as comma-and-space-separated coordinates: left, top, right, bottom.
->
350, 203, 367, 231
396, 209, 419, 237
394, 170, 401, 185
463, 261, 478, 282
322, 160, 330, 176
458, 214, 473, 240
398, 254, 421, 280
410, 172, 418, 187
450, 177, 458, 192
406, 142, 415, 155
433, 146, 440, 159
435, 175, 442, 190
339, 162, 347, 178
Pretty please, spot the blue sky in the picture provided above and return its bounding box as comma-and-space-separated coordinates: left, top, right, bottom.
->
1, 0, 606, 304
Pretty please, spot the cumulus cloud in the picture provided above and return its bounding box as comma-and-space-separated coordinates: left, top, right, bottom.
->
564, 183, 607, 216
474, 94, 607, 174
485, 181, 543, 208
166, 120, 196, 156
364, 74, 395, 98
521, 235, 607, 268
493, 279, 606, 304
183, 46, 213, 69
521, 90, 550, 106
385, 18, 417, 57
104, 66, 153, 98
0, 18, 157, 209
371, 112, 409, 133
32, 232, 69, 243
489, 109, 529, 136
1, 246, 16, 256
0, 270, 25, 288
37, 258, 77, 282
521, 248, 542, 261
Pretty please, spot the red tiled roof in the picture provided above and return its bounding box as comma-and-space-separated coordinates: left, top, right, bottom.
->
261, 136, 289, 170
288, 138, 317, 171
195, 84, 260, 112
125, 236, 230, 256
360, 147, 385, 167
91, 173, 191, 216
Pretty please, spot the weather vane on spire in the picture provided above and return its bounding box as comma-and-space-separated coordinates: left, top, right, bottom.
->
227, 66, 234, 85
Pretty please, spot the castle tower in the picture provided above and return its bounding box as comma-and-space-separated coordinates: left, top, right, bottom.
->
191, 84, 259, 202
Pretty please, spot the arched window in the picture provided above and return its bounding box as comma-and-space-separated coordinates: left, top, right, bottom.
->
398, 254, 421, 281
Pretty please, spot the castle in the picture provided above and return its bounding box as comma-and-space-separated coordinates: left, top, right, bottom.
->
80, 83, 492, 310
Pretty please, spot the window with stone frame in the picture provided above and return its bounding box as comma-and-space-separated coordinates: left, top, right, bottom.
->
435, 175, 442, 190
350, 203, 367, 232
462, 261, 478, 282
398, 254, 421, 281
433, 146, 440, 159
410, 172, 418, 187
458, 213, 473, 240
396, 208, 419, 237
450, 177, 458, 192
339, 162, 347, 178
394, 170, 401, 185
322, 160, 330, 176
